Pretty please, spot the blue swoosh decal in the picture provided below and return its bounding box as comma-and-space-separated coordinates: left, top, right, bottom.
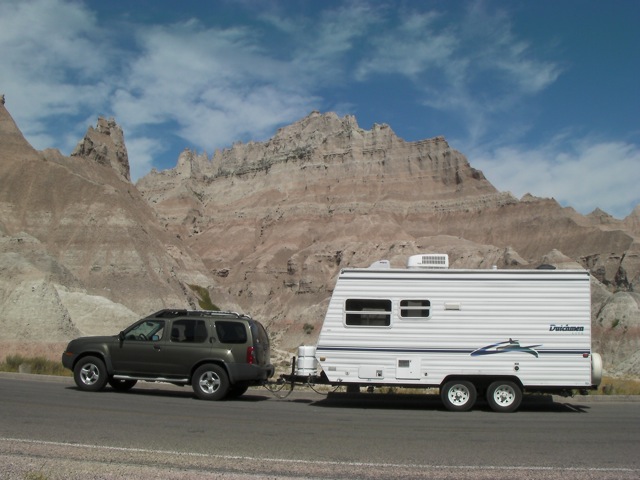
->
470, 339, 541, 358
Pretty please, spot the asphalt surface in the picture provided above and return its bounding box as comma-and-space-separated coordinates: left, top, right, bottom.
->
1, 372, 639, 479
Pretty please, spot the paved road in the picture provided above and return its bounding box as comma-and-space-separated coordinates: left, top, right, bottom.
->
1, 373, 639, 479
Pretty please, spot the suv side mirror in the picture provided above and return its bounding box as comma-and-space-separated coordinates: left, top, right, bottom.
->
118, 331, 125, 343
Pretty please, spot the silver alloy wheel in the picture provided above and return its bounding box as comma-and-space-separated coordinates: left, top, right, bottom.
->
491, 383, 517, 407
80, 363, 101, 386
198, 370, 222, 394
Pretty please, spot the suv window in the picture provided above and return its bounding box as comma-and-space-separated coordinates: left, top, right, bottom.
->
124, 320, 165, 341
170, 319, 208, 343
215, 321, 247, 344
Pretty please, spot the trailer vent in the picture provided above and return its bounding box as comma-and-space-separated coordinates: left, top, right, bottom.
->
407, 254, 449, 269
369, 259, 391, 269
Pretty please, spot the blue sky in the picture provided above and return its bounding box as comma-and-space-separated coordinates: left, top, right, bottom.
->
1, 0, 638, 218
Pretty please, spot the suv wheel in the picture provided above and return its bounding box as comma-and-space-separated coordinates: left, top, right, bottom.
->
74, 356, 108, 392
192, 364, 229, 400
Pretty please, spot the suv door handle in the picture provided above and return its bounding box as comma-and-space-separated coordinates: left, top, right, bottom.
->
153, 345, 162, 351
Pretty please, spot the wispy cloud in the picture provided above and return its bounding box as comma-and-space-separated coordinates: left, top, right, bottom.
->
472, 139, 640, 218
112, 20, 317, 149
0, 0, 637, 217
355, 2, 562, 143
0, 0, 112, 148
355, 10, 457, 80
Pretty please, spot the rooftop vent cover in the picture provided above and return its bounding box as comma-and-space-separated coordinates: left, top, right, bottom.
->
407, 254, 449, 269
369, 259, 391, 269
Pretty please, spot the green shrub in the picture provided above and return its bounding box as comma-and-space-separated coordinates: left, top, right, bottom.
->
0, 354, 70, 376
187, 284, 220, 311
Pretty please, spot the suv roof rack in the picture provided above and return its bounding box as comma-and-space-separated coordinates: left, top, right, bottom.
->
146, 309, 252, 320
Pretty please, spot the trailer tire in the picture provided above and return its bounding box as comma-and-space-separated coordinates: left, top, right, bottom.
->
486, 380, 522, 413
440, 380, 477, 412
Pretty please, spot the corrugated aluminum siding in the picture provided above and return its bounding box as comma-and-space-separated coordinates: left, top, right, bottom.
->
316, 268, 593, 387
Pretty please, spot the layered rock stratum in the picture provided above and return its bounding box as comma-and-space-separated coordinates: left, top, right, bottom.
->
0, 101, 213, 341
1, 102, 638, 377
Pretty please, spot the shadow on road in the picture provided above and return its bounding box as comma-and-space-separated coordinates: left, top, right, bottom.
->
64, 384, 272, 402
310, 392, 591, 413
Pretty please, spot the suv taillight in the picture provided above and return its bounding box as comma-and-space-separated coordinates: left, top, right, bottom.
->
246, 346, 256, 365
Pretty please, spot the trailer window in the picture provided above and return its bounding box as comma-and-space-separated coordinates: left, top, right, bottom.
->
345, 299, 391, 326
400, 300, 431, 318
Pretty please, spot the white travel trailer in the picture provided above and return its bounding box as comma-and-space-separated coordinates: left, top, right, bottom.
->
292, 254, 602, 412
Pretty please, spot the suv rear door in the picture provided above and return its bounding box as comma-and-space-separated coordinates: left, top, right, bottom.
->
249, 320, 270, 366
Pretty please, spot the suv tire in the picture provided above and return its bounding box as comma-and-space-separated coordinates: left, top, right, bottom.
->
226, 384, 249, 399
193, 364, 229, 400
74, 356, 108, 392
108, 378, 138, 392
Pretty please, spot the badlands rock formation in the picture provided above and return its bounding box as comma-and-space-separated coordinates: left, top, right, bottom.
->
0, 101, 638, 377
138, 111, 640, 375
0, 101, 216, 342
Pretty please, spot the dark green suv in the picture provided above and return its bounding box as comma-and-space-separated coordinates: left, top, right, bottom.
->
62, 309, 274, 400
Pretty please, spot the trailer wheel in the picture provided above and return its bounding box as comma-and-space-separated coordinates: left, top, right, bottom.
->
486, 381, 522, 413
440, 380, 477, 412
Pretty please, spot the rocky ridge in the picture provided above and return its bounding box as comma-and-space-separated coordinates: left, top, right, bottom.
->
0, 101, 218, 341
0, 101, 638, 377
138, 111, 640, 375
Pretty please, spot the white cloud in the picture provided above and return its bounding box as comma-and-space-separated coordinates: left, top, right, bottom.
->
1, 0, 636, 224
355, 10, 457, 80
354, 2, 562, 144
126, 136, 163, 182
0, 0, 113, 148
471, 139, 640, 219
111, 20, 319, 160
289, 3, 382, 82
108, 4, 382, 172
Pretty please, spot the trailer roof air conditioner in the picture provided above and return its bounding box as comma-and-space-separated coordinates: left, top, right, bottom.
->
407, 254, 449, 269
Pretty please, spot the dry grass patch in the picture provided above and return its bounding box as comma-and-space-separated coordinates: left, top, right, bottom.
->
598, 376, 640, 395
0, 341, 71, 376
